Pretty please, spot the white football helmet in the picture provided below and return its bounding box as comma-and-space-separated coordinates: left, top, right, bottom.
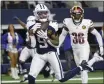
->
27, 15, 36, 22
26, 15, 36, 29
33, 4, 50, 22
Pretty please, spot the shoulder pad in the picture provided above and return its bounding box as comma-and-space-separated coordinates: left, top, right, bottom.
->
49, 21, 58, 31
63, 18, 71, 26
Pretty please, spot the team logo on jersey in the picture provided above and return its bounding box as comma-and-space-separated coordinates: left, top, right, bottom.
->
82, 25, 86, 29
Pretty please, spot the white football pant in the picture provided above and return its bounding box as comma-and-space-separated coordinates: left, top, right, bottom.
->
19, 47, 36, 62
73, 45, 90, 84
29, 51, 64, 80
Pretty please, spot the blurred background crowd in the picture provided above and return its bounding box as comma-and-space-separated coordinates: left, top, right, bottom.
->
1, 1, 104, 9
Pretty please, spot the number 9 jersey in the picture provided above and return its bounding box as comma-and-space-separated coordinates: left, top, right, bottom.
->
63, 18, 93, 49
35, 21, 58, 54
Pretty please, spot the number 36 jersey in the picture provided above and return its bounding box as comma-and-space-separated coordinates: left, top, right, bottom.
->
63, 18, 94, 49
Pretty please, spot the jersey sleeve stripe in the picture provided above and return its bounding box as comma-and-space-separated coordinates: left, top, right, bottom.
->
55, 52, 64, 79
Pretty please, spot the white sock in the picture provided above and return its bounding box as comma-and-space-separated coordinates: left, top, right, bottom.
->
11, 68, 15, 78
88, 53, 99, 66
14, 68, 19, 78
81, 70, 88, 84
88, 57, 96, 67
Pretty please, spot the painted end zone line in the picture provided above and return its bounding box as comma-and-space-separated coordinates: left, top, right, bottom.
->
1, 77, 103, 83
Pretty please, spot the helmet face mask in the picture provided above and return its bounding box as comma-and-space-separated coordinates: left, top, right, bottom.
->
33, 4, 50, 22
70, 6, 84, 24
37, 11, 48, 20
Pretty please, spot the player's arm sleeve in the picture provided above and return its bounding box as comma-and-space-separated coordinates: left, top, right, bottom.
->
90, 28, 103, 47
89, 20, 103, 47
16, 18, 27, 29
58, 28, 68, 47
58, 19, 68, 47
47, 24, 59, 47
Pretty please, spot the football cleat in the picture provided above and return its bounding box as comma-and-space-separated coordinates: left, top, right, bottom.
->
51, 73, 55, 82
80, 60, 93, 72
20, 74, 28, 82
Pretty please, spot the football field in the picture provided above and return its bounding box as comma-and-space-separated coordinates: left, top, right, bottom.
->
1, 70, 104, 84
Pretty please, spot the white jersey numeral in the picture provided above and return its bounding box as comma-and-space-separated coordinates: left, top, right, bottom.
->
37, 37, 48, 48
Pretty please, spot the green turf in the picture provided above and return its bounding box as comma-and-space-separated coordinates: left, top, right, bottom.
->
1, 70, 104, 84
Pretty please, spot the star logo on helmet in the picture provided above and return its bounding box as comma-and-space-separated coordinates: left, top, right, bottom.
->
82, 25, 86, 29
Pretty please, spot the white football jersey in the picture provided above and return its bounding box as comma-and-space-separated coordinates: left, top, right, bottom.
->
26, 16, 36, 48
26, 32, 36, 48
49, 21, 58, 31
63, 18, 94, 48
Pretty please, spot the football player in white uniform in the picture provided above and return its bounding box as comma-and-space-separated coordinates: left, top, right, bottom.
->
14, 16, 36, 64
27, 4, 93, 84
59, 6, 103, 84
19, 16, 36, 63
14, 16, 36, 81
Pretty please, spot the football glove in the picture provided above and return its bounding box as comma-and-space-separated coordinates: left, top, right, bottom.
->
37, 30, 48, 39
31, 23, 41, 33
99, 46, 104, 56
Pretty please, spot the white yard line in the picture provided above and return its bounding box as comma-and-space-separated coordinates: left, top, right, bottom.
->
1, 77, 103, 83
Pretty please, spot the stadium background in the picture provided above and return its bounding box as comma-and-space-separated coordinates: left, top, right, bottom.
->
1, 1, 104, 84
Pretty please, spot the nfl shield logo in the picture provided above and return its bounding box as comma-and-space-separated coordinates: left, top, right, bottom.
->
82, 25, 86, 29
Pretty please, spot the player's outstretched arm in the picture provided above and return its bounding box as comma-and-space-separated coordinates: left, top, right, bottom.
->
90, 28, 103, 56
13, 16, 27, 29
58, 28, 68, 47
88, 20, 103, 56
58, 18, 69, 47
